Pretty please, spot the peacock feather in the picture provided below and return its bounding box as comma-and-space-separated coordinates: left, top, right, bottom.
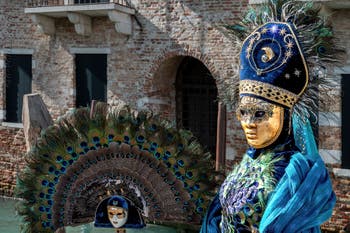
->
15, 102, 219, 233
219, 152, 282, 232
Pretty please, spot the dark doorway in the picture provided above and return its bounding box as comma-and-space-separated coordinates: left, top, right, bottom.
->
75, 54, 107, 107
341, 74, 350, 169
5, 54, 32, 123
176, 57, 218, 154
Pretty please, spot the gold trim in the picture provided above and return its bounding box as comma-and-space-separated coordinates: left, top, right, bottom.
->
239, 80, 299, 108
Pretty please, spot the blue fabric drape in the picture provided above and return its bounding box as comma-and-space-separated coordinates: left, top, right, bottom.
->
200, 194, 222, 233
259, 153, 336, 232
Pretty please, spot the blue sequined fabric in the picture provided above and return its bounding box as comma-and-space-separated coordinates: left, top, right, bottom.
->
219, 152, 286, 232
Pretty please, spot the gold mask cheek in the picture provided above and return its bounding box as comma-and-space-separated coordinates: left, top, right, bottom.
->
241, 106, 284, 149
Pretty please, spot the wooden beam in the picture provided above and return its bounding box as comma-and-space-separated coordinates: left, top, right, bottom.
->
215, 102, 226, 171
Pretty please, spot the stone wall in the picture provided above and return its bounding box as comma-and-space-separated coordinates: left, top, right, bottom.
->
0, 0, 349, 231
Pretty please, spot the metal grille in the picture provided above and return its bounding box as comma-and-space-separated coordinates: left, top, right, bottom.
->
176, 57, 218, 154
342, 74, 350, 169
26, 0, 130, 7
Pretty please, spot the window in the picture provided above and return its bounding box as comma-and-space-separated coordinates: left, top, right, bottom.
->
341, 74, 350, 169
5, 54, 32, 123
176, 57, 218, 154
75, 54, 107, 107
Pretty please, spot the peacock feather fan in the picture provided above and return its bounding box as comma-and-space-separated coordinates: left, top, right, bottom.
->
15, 102, 219, 233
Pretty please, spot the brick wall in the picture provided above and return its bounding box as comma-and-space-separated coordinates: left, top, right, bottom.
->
0, 0, 349, 231
0, 126, 26, 196
323, 173, 350, 232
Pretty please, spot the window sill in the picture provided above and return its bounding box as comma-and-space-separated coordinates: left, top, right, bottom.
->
1, 122, 24, 128
333, 168, 350, 178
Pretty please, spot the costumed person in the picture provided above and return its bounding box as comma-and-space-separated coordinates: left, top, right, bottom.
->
94, 195, 145, 232
200, 0, 340, 232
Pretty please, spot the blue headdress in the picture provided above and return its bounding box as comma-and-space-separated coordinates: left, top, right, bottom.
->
220, 0, 344, 124
239, 21, 308, 109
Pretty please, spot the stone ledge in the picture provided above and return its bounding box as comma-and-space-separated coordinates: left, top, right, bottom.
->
1, 122, 24, 129
24, 3, 135, 16
25, 3, 135, 36
69, 47, 111, 54
319, 112, 341, 127
0, 48, 34, 55
333, 168, 350, 177
320, 149, 341, 164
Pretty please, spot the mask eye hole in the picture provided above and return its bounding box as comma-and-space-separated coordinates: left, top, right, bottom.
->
255, 110, 265, 118
240, 109, 247, 116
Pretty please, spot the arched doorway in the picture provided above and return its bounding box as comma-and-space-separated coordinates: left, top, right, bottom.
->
176, 57, 218, 154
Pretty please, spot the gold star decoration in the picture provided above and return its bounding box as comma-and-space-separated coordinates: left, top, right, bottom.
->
246, 46, 252, 54
287, 42, 294, 48
285, 50, 293, 58
280, 28, 286, 35
285, 73, 290, 79
261, 27, 268, 34
294, 69, 301, 77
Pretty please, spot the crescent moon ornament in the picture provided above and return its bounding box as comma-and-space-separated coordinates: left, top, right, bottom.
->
261, 47, 275, 63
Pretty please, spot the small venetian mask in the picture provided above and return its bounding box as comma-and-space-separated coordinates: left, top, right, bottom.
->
107, 205, 128, 228
236, 96, 284, 149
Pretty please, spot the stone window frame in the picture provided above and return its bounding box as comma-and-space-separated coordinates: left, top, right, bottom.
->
0, 49, 35, 129
332, 65, 350, 177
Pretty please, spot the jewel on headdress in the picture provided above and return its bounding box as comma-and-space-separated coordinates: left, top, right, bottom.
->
271, 25, 278, 33
112, 200, 119, 206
